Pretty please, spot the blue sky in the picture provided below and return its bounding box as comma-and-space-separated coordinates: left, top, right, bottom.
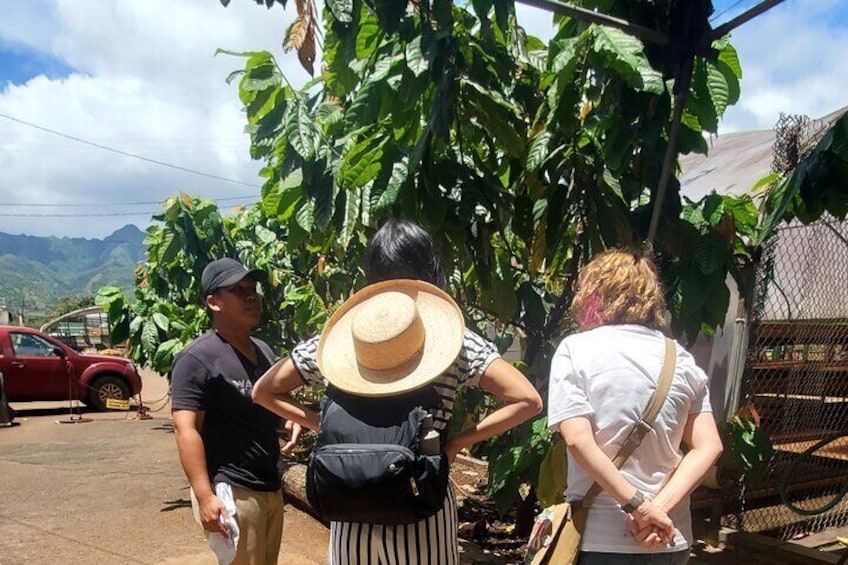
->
0, 41, 74, 85
0, 0, 845, 239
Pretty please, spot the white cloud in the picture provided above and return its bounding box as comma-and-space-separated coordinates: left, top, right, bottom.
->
0, 0, 309, 239
718, 0, 848, 133
0, 1, 842, 238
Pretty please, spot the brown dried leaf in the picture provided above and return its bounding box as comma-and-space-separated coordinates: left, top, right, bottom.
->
736, 402, 761, 427
298, 22, 316, 76
284, 15, 308, 52
716, 213, 736, 245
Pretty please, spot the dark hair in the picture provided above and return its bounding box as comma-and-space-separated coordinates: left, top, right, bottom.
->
365, 219, 447, 289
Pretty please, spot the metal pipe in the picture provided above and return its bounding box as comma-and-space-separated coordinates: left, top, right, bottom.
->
724, 311, 748, 418
711, 0, 786, 39
515, 0, 669, 46
647, 56, 694, 244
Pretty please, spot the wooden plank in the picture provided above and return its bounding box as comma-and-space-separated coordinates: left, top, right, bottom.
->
757, 320, 848, 346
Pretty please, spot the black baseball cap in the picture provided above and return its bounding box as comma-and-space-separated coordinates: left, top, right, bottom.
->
201, 258, 267, 296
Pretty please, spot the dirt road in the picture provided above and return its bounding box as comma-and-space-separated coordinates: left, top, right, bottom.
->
1, 369, 800, 565
0, 370, 328, 565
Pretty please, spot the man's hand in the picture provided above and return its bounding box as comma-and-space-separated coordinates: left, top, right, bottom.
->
281, 420, 302, 454
197, 493, 231, 537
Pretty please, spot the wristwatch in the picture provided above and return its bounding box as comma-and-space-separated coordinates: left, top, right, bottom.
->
622, 490, 646, 514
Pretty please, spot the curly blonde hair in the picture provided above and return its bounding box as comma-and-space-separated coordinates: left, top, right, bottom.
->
571, 249, 667, 331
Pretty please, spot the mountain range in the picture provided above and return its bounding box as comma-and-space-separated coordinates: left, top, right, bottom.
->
0, 224, 146, 313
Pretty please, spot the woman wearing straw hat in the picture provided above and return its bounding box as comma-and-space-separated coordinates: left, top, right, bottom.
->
252, 219, 543, 565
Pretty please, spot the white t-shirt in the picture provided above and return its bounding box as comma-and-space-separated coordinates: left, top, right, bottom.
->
547, 324, 712, 553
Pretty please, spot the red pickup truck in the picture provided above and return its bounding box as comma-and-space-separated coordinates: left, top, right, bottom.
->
0, 325, 142, 410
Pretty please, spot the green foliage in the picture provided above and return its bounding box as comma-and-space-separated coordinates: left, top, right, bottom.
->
0, 225, 145, 314
536, 434, 567, 508
135, 0, 750, 514
669, 193, 760, 339
759, 112, 848, 238
25, 294, 96, 330
95, 192, 350, 376
717, 405, 773, 477
486, 418, 553, 515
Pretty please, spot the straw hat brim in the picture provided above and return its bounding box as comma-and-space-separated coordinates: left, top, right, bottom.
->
316, 279, 465, 397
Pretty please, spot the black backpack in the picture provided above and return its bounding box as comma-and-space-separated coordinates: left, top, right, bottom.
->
306, 384, 450, 525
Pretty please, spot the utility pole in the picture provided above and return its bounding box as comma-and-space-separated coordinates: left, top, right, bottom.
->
18, 288, 25, 326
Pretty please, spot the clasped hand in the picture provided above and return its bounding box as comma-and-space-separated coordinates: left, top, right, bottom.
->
624, 499, 675, 549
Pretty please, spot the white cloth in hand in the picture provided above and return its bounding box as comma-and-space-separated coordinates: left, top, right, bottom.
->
208, 482, 240, 565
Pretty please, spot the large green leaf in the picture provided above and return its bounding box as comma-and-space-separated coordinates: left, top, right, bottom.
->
526, 132, 552, 172
463, 80, 525, 158
312, 175, 338, 229
550, 37, 580, 75
159, 230, 181, 264
717, 41, 742, 79
340, 135, 387, 189
638, 65, 665, 95
316, 101, 344, 128
152, 312, 170, 332
286, 102, 319, 160
371, 157, 408, 214
294, 198, 316, 234
355, 13, 381, 59
327, 0, 353, 23
141, 320, 159, 357
688, 61, 719, 132
479, 247, 518, 319
347, 78, 384, 125
705, 61, 730, 117
339, 188, 362, 248
405, 36, 429, 77
591, 26, 644, 89
264, 169, 303, 220
537, 437, 567, 507
694, 232, 727, 276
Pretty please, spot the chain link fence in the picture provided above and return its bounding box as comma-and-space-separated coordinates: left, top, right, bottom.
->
728, 214, 848, 539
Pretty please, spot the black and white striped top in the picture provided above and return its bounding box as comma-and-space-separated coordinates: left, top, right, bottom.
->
291, 329, 500, 432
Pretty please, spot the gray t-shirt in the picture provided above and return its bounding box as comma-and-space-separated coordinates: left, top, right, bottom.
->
547, 324, 712, 553
171, 331, 282, 492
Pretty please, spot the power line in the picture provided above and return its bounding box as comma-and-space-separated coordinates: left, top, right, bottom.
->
0, 196, 260, 207
710, 0, 749, 22
0, 112, 261, 188
0, 202, 258, 218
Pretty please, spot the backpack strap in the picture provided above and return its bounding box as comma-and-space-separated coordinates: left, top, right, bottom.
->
580, 337, 676, 507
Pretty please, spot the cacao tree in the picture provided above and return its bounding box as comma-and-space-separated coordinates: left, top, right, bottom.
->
101, 0, 761, 517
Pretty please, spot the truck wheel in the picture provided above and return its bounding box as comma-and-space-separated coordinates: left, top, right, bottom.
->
89, 375, 131, 411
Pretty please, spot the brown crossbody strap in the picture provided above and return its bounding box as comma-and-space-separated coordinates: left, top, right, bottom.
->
580, 337, 676, 506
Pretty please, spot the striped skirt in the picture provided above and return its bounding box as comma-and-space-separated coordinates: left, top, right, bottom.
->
327, 486, 458, 565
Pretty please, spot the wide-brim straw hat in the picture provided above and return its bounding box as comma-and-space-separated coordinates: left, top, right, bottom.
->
316, 279, 465, 397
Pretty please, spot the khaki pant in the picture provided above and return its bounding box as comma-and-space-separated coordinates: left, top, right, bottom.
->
191, 485, 284, 565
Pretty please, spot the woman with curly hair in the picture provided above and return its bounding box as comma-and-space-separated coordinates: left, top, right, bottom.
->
547, 249, 723, 564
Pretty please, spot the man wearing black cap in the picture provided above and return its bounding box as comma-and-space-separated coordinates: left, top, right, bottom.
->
171, 258, 285, 565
